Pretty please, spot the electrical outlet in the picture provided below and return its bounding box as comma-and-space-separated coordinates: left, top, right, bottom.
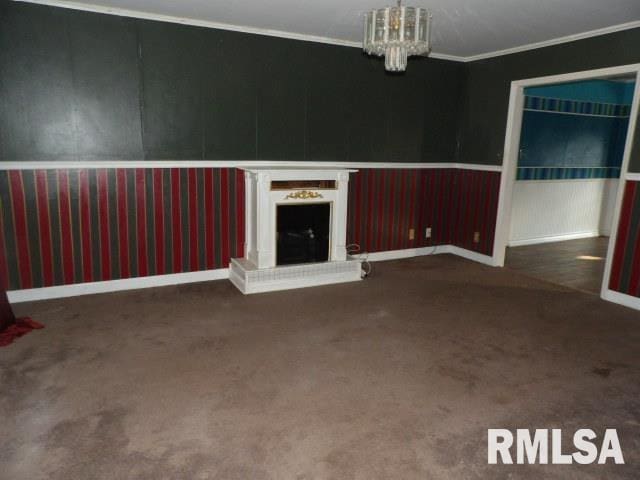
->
473, 231, 480, 243
425, 227, 432, 239
409, 228, 415, 240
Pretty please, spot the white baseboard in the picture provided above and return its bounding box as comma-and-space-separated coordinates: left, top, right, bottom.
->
447, 246, 498, 266
508, 231, 601, 247
5, 245, 497, 302
365, 244, 498, 266
601, 289, 640, 312
7, 268, 229, 303
364, 245, 449, 262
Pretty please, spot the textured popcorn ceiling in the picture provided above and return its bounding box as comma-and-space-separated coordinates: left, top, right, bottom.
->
20, 0, 640, 58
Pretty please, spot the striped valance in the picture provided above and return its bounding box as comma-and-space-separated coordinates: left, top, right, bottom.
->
524, 96, 631, 118
516, 166, 621, 181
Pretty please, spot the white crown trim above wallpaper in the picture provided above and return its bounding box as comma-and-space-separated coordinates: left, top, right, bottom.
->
0, 161, 503, 172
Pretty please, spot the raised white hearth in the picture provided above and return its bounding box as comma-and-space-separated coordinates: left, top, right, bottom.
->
229, 168, 362, 294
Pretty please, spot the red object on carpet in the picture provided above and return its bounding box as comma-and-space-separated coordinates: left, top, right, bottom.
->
0, 317, 44, 347
1, 289, 15, 330
0, 289, 44, 347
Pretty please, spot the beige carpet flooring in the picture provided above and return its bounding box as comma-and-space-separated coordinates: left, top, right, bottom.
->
2, 255, 639, 479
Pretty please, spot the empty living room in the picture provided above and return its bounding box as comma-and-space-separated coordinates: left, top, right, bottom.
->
2, 0, 640, 478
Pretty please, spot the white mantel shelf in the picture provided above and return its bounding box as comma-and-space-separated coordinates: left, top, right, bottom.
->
240, 166, 359, 175
230, 167, 362, 294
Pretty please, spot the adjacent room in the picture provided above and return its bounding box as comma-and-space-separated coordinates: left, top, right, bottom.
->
1, 1, 640, 479
505, 77, 636, 294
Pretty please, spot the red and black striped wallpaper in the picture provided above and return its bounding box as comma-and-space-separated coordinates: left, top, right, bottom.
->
0, 168, 245, 290
347, 169, 501, 256
0, 167, 501, 291
609, 181, 640, 298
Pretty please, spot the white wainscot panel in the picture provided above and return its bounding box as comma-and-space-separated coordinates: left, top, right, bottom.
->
509, 178, 619, 246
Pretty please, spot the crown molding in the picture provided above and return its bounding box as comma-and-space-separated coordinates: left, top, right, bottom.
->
463, 20, 640, 62
13, 0, 640, 63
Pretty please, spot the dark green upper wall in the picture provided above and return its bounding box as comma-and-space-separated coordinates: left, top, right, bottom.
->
457, 27, 640, 171
0, 1, 465, 163
0, 1, 145, 161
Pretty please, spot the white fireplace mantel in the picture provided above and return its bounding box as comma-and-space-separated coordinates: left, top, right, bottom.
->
229, 167, 362, 294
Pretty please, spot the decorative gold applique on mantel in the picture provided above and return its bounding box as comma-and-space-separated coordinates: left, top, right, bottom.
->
284, 190, 323, 200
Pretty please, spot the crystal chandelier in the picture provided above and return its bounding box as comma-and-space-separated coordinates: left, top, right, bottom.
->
363, 0, 432, 72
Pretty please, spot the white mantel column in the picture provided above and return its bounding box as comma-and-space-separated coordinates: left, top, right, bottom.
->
333, 171, 350, 262
255, 172, 274, 268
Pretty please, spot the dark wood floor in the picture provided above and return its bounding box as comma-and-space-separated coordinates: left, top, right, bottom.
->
505, 236, 610, 295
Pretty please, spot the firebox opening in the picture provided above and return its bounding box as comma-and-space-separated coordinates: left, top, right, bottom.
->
276, 203, 331, 266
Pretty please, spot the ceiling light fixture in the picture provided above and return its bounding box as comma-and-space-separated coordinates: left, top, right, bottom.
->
363, 0, 432, 72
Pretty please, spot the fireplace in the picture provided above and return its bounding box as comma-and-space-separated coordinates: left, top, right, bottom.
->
277, 203, 330, 266
229, 168, 362, 294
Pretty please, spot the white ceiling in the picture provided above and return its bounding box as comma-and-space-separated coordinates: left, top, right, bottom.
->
23, 0, 640, 60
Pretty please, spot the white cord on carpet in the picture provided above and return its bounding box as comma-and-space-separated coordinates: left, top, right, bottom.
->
347, 241, 440, 279
346, 243, 372, 278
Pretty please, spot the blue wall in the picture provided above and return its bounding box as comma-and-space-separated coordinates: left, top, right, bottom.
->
518, 80, 633, 180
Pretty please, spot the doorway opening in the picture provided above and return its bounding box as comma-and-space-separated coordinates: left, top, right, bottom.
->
504, 76, 636, 294
493, 64, 640, 304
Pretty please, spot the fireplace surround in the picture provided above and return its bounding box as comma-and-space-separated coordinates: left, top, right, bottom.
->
229, 168, 362, 294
